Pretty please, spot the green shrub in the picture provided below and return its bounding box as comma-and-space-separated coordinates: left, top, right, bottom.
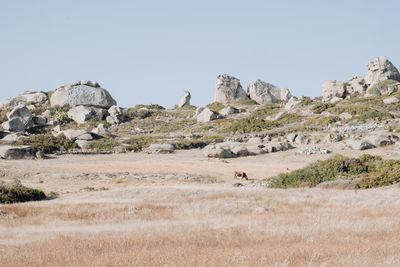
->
134, 104, 165, 110
234, 96, 258, 106
0, 179, 46, 204
91, 138, 120, 152
311, 103, 334, 114
124, 135, 166, 151
326, 104, 394, 122
219, 113, 301, 134
268, 154, 400, 189
206, 102, 226, 112
15, 134, 76, 153
50, 106, 72, 124
307, 116, 339, 126
269, 155, 367, 188
170, 139, 208, 149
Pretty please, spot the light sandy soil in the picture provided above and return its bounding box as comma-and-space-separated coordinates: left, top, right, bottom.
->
1, 146, 400, 266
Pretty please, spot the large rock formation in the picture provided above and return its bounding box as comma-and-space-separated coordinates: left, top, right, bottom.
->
50, 81, 116, 108
247, 80, 282, 104
365, 56, 400, 86
322, 80, 346, 102
178, 91, 191, 107
1, 104, 33, 132
0, 91, 48, 109
215, 74, 247, 104
346, 76, 367, 95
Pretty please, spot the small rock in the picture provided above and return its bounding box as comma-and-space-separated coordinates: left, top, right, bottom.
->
91, 124, 110, 135
296, 146, 330, 155
178, 90, 191, 107
75, 140, 92, 149
67, 106, 94, 124
145, 144, 175, 154
2, 117, 26, 132
383, 96, 399, 104
345, 140, 375, 150
197, 108, 217, 122
219, 106, 239, 116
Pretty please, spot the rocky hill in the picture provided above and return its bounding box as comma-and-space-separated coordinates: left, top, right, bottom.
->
0, 56, 400, 164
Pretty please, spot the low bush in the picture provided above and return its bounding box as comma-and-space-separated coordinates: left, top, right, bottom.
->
307, 116, 339, 126
234, 96, 258, 106
91, 138, 120, 152
311, 103, 334, 114
0, 179, 47, 204
268, 154, 400, 189
206, 102, 226, 112
15, 134, 76, 153
124, 135, 166, 151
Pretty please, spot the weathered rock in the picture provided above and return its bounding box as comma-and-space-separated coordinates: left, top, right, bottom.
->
145, 144, 175, 154
346, 76, 366, 95
324, 133, 343, 143
280, 88, 292, 101
322, 80, 346, 102
0, 145, 35, 160
219, 106, 239, 116
294, 134, 308, 145
383, 96, 400, 104
366, 79, 400, 96
75, 140, 92, 149
317, 179, 361, 190
33, 116, 47, 126
194, 107, 205, 118
67, 106, 94, 124
76, 133, 93, 141
197, 108, 217, 122
0, 91, 48, 109
284, 97, 303, 111
58, 129, 88, 140
50, 82, 116, 108
368, 135, 393, 147
41, 110, 52, 120
230, 145, 249, 157
345, 140, 375, 150
247, 137, 263, 145
203, 145, 235, 158
248, 80, 281, 104
19, 91, 48, 104
178, 91, 191, 107
7, 104, 33, 129
339, 112, 353, 120
297, 146, 330, 155
106, 105, 123, 124
286, 133, 297, 143
1, 133, 22, 142
215, 74, 247, 104
246, 145, 265, 155
91, 124, 110, 135
365, 56, 400, 86
2, 118, 26, 132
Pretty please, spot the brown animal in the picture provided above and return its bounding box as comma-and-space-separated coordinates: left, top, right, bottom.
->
234, 171, 248, 180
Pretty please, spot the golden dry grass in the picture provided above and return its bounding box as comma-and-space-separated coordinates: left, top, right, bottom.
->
1, 185, 400, 267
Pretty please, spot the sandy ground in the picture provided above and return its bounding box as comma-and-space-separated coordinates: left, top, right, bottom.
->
1, 146, 400, 266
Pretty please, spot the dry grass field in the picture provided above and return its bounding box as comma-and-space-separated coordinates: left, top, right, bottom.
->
1, 148, 400, 266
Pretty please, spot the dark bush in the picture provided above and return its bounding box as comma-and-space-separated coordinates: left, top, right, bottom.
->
0, 179, 46, 204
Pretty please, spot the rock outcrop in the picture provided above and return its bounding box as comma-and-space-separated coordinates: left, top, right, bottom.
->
0, 91, 48, 109
50, 81, 116, 108
247, 80, 281, 104
346, 76, 367, 95
215, 74, 247, 104
178, 91, 191, 107
1, 104, 33, 132
365, 56, 400, 86
106, 105, 124, 124
322, 80, 346, 102
67, 106, 95, 124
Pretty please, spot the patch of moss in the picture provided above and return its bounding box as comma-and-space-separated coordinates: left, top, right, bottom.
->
0, 179, 47, 204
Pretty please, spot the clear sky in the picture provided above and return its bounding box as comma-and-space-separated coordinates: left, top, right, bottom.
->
1, 0, 399, 108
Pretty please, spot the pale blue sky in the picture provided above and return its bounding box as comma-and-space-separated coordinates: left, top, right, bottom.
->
1, 0, 399, 108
